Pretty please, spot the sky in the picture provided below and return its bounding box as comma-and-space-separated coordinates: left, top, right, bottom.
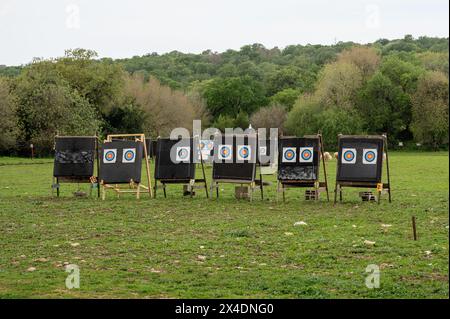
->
0, 0, 448, 66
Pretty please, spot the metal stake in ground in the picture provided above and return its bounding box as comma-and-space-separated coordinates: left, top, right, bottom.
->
412, 216, 417, 240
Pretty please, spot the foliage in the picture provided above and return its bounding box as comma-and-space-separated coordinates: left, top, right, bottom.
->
357, 72, 411, 144
201, 76, 267, 117
13, 61, 100, 153
315, 62, 363, 110
411, 71, 449, 149
250, 104, 288, 135
0, 78, 19, 153
269, 88, 300, 110
123, 73, 200, 137
1, 36, 449, 153
337, 46, 381, 80
285, 95, 364, 148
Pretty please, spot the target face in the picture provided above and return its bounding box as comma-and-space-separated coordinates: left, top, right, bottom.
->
176, 146, 190, 162
237, 145, 251, 161
200, 140, 214, 151
103, 149, 117, 164
341, 148, 356, 164
282, 147, 296, 163
363, 148, 377, 164
206, 141, 214, 151
122, 148, 136, 163
259, 146, 267, 156
299, 147, 314, 163
218, 145, 232, 160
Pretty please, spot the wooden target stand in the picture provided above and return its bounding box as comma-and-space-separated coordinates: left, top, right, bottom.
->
154, 138, 209, 199
52, 134, 100, 198
100, 134, 153, 200
334, 134, 392, 204
277, 133, 330, 202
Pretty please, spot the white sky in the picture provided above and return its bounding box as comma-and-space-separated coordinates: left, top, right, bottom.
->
0, 0, 448, 65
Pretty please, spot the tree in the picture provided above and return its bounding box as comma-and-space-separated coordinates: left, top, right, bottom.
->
202, 76, 267, 117
14, 61, 100, 153
234, 110, 250, 129
315, 62, 363, 109
411, 71, 449, 149
123, 73, 197, 137
357, 72, 411, 143
250, 104, 287, 135
103, 104, 146, 134
379, 56, 424, 94
213, 114, 235, 132
270, 88, 300, 110
417, 52, 449, 76
56, 48, 125, 115
0, 78, 19, 152
337, 46, 381, 80
285, 95, 364, 148
284, 95, 322, 137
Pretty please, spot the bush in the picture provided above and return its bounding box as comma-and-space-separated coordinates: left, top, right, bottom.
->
411, 71, 449, 150
0, 78, 19, 154
250, 104, 287, 135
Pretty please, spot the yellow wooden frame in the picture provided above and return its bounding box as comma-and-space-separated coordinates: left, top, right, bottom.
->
100, 133, 153, 199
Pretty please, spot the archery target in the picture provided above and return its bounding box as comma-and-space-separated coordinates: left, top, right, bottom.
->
206, 140, 214, 151
363, 148, 377, 164
282, 147, 296, 163
237, 145, 251, 161
342, 148, 356, 164
299, 147, 314, 163
103, 149, 117, 164
122, 148, 136, 163
176, 146, 190, 162
218, 145, 232, 160
259, 146, 267, 156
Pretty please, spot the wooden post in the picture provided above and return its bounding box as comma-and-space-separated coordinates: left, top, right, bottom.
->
412, 216, 417, 240
334, 134, 342, 204
318, 133, 330, 202
141, 134, 153, 198
197, 137, 209, 198
383, 134, 392, 203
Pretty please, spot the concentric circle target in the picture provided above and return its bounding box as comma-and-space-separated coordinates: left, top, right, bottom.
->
220, 146, 231, 157
301, 149, 312, 161
343, 150, 355, 162
238, 146, 250, 159
178, 148, 189, 160
124, 150, 135, 161
364, 150, 376, 163
284, 149, 295, 161
105, 150, 116, 162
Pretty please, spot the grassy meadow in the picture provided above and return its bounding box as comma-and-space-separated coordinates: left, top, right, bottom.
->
0, 152, 448, 298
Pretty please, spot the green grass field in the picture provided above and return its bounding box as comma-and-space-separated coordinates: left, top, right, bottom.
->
0, 152, 448, 298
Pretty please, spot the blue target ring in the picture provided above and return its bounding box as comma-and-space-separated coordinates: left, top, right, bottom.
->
364, 150, 376, 162
284, 149, 295, 161
220, 146, 231, 158
178, 148, 189, 160
105, 150, 116, 162
343, 150, 355, 162
124, 150, 135, 161
301, 149, 312, 161
239, 146, 250, 159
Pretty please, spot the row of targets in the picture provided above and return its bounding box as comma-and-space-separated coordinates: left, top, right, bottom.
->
53, 135, 387, 197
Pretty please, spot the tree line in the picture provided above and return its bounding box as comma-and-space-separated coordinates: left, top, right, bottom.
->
0, 35, 448, 155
